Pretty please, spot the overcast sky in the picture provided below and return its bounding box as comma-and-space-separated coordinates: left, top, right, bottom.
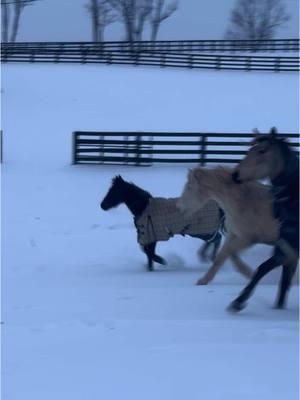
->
15, 0, 300, 42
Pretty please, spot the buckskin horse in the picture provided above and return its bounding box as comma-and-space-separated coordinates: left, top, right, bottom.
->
177, 165, 278, 285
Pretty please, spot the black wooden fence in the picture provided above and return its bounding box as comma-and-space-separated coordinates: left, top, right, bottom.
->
72, 131, 299, 166
2, 41, 299, 72
3, 39, 299, 54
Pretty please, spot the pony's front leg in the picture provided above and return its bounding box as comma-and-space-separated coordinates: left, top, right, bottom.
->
196, 234, 250, 285
143, 243, 155, 271
143, 242, 167, 271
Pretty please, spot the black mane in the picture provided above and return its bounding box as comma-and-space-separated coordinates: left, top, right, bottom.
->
114, 176, 152, 217
123, 180, 153, 202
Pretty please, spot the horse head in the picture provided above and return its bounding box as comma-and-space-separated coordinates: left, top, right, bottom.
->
100, 176, 152, 216
232, 127, 291, 183
100, 175, 126, 210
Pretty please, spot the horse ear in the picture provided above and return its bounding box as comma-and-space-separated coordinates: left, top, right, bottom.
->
193, 167, 204, 182
113, 175, 123, 184
252, 128, 261, 138
269, 127, 278, 143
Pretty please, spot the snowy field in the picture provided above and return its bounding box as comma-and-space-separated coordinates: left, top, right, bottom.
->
1, 64, 299, 400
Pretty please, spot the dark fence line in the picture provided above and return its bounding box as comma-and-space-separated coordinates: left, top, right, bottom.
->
2, 47, 299, 72
72, 131, 299, 166
3, 39, 299, 54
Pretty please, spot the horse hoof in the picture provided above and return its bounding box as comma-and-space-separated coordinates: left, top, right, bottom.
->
153, 255, 167, 265
274, 303, 285, 310
196, 278, 209, 285
227, 300, 247, 313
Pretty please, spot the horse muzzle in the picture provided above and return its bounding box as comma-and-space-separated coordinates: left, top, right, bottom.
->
100, 200, 108, 210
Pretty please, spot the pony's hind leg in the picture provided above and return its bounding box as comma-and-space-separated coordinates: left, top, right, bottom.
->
198, 232, 222, 262
276, 259, 298, 309
228, 251, 283, 312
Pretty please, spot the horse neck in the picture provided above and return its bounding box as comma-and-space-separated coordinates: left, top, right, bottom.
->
206, 168, 234, 207
207, 168, 246, 215
123, 183, 151, 217
271, 145, 299, 191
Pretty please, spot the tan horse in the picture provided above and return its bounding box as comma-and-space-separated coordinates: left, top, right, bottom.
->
177, 166, 280, 285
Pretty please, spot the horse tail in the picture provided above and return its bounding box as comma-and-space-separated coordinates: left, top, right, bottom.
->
219, 208, 227, 235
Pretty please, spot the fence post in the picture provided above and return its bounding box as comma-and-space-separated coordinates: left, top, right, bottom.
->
55, 49, 60, 63
199, 134, 207, 166
215, 56, 221, 70
106, 52, 112, 65
2, 47, 7, 62
30, 49, 35, 63
135, 135, 141, 166
245, 56, 251, 71
274, 57, 281, 72
72, 132, 78, 164
81, 44, 87, 64
100, 134, 104, 164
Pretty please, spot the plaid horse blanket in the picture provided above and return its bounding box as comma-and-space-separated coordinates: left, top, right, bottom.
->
134, 197, 221, 246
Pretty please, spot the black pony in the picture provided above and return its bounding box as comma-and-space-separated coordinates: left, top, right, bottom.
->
230, 127, 299, 311
100, 175, 222, 271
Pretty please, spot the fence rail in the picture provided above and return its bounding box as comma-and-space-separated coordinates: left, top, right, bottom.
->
3, 39, 299, 53
2, 41, 299, 72
72, 131, 299, 166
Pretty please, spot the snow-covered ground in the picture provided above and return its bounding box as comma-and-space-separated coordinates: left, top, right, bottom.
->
1, 64, 299, 400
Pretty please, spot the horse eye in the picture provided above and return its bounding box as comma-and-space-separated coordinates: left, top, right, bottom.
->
258, 149, 267, 154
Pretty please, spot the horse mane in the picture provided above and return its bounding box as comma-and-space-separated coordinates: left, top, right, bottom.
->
276, 137, 298, 166
193, 166, 269, 206
113, 175, 152, 200
125, 181, 153, 200
194, 166, 234, 188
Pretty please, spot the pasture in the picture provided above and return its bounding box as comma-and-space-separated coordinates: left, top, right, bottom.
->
1, 63, 299, 399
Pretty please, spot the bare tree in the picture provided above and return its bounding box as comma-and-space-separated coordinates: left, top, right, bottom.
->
150, 0, 177, 41
1, 0, 40, 42
1, 2, 10, 42
225, 0, 290, 41
86, 0, 117, 42
108, 0, 153, 42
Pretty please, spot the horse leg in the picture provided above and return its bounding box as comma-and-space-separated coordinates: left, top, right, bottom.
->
196, 234, 250, 285
276, 259, 298, 309
230, 254, 253, 279
143, 242, 166, 271
211, 232, 222, 260
197, 232, 222, 262
143, 243, 155, 271
228, 251, 283, 312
